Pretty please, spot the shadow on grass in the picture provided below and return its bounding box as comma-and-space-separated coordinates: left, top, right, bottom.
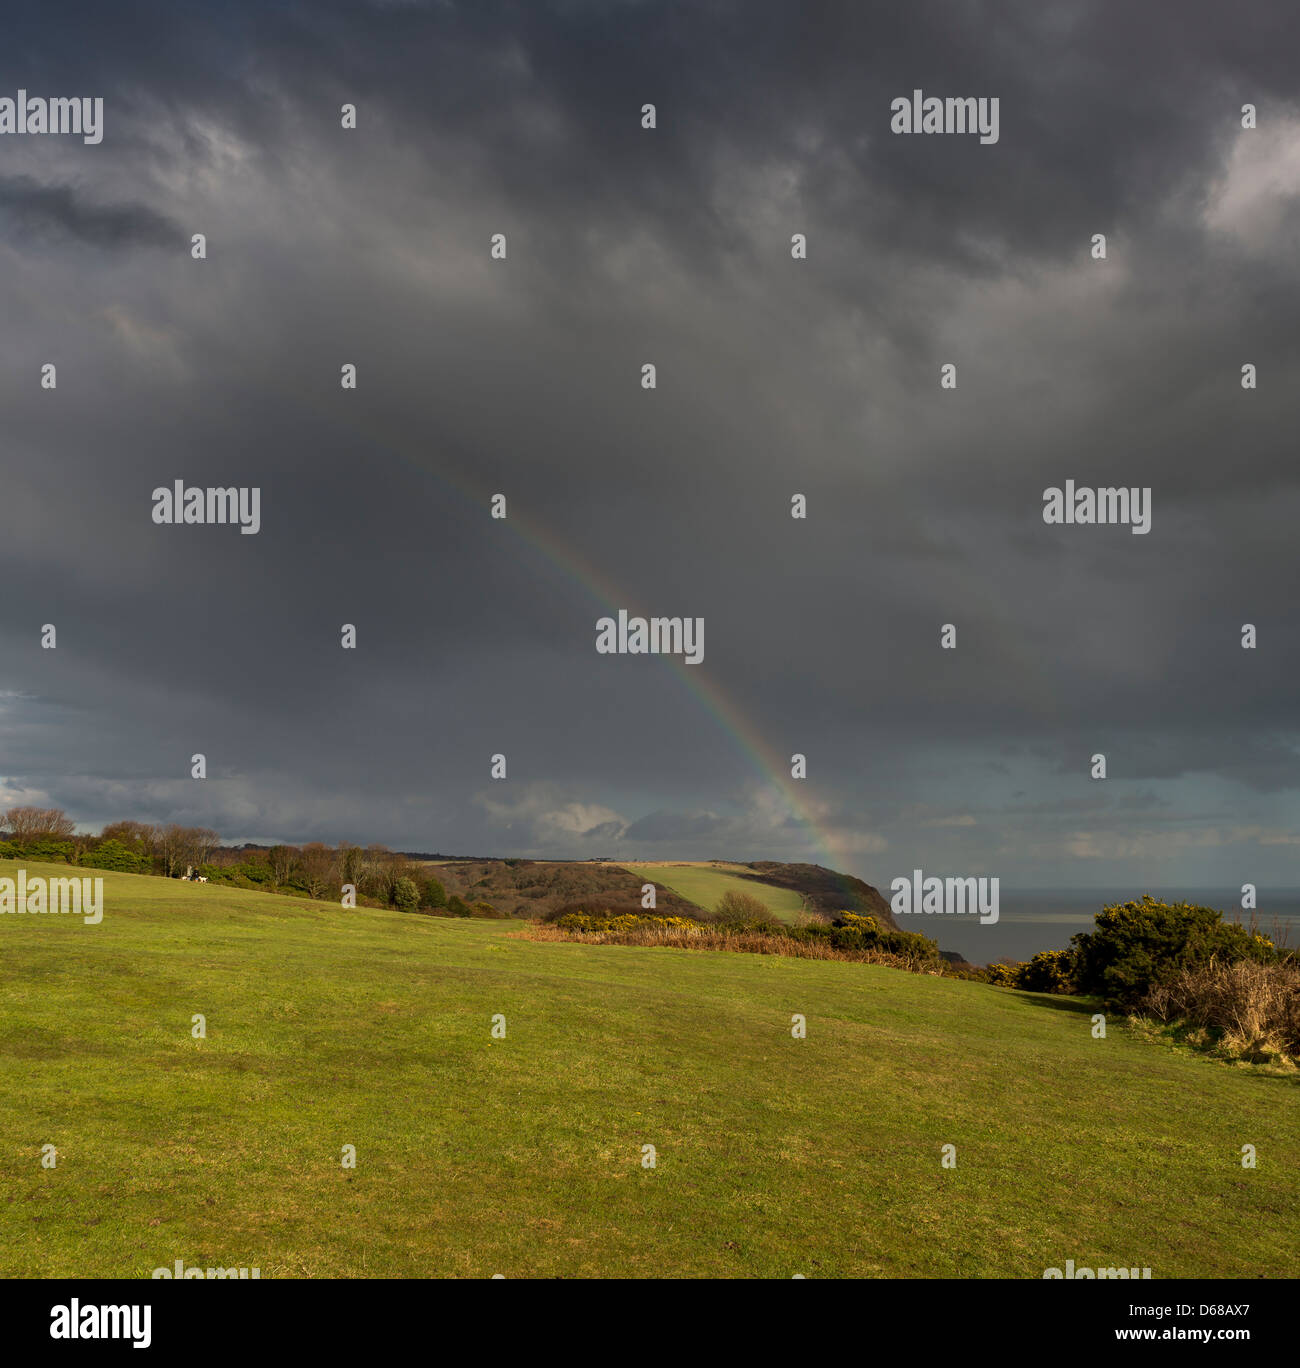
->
1012, 991, 1098, 1016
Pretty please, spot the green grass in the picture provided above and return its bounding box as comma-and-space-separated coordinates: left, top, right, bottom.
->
621, 862, 807, 923
1, 860, 1295, 1278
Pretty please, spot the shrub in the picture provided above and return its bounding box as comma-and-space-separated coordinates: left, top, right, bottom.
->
714, 889, 774, 924
543, 901, 648, 923
546, 907, 944, 971
78, 839, 152, 874
819, 911, 942, 964
446, 894, 473, 918
392, 877, 420, 913
209, 872, 263, 891
203, 860, 270, 886
984, 961, 1021, 987
555, 912, 698, 933
1071, 896, 1276, 1008
420, 876, 447, 910
538, 910, 944, 974
1142, 958, 1300, 1064
8, 839, 74, 862
1015, 949, 1078, 994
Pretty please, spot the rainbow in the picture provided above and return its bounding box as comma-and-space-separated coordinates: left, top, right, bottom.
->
284, 392, 867, 897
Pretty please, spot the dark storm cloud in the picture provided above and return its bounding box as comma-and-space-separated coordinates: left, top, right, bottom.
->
0, 1, 1296, 888
0, 175, 178, 248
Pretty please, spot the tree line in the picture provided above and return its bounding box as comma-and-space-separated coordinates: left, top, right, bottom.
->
0, 806, 500, 917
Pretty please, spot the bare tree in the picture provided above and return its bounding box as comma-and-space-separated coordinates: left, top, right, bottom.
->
189, 827, 220, 868
298, 842, 336, 899
337, 842, 362, 889
4, 807, 75, 842
363, 846, 410, 904
268, 844, 297, 887
158, 824, 190, 878
101, 820, 159, 856
360, 844, 392, 897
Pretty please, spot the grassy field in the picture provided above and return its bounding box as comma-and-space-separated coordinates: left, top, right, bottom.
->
621, 862, 807, 923
1, 860, 1296, 1278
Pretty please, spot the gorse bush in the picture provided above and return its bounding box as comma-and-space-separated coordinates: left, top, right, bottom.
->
983, 962, 1020, 987
980, 950, 1079, 993
544, 901, 655, 924
392, 877, 420, 913
545, 907, 942, 972
982, 903, 1280, 1004
1014, 949, 1078, 993
1070, 896, 1277, 1008
555, 912, 699, 933
816, 910, 942, 963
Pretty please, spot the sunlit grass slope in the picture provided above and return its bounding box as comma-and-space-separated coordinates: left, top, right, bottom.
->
621, 862, 807, 923
1, 860, 1295, 1278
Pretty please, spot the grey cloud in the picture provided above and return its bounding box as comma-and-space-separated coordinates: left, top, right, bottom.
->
0, 175, 179, 249
0, 1, 1296, 894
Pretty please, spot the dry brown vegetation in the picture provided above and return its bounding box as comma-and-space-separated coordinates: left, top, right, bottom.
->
1141, 958, 1300, 1066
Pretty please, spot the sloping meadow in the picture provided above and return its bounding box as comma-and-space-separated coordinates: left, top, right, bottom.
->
0, 861, 1295, 1277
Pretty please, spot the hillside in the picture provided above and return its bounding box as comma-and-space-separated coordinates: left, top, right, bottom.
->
424, 858, 700, 918
742, 861, 896, 924
1, 860, 1295, 1278
421, 857, 898, 929
621, 862, 809, 923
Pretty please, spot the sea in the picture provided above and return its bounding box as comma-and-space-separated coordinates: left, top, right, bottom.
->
917, 887, 1300, 967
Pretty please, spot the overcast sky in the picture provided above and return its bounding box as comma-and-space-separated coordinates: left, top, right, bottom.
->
1, 0, 1297, 892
